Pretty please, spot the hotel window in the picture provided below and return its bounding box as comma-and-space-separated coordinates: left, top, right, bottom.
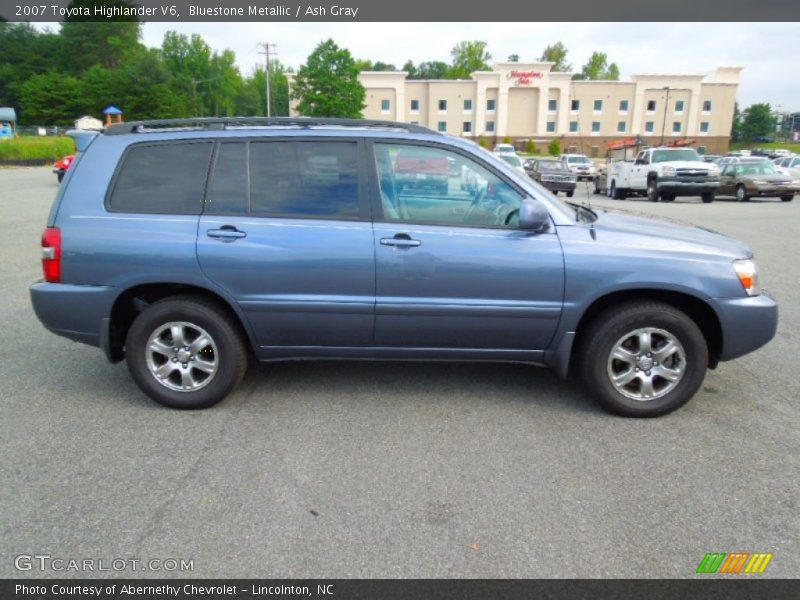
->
380, 99, 390, 113
593, 99, 603, 112
619, 99, 629, 112
437, 121, 446, 132
438, 100, 447, 112
548, 99, 557, 112
463, 99, 473, 112
675, 100, 685, 113
463, 121, 472, 134
487, 99, 496, 112
571, 99, 580, 112
569, 121, 578, 133
645, 121, 655, 133
700, 121, 710, 133
647, 100, 657, 112
702, 100, 712, 112
546, 121, 556, 133
486, 120, 495, 132
591, 121, 601, 134
617, 121, 626, 133
672, 121, 682, 133
410, 99, 420, 112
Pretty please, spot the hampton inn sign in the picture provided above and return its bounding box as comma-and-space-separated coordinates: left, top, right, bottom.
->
507, 70, 544, 85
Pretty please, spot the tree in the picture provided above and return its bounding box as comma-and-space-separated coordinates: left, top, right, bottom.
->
448, 41, 492, 78
731, 102, 743, 140
741, 103, 775, 141
412, 61, 450, 80
574, 51, 620, 81
508, 54, 520, 62
292, 39, 365, 118
19, 72, 83, 124
539, 42, 571, 72
401, 60, 417, 78
548, 138, 561, 156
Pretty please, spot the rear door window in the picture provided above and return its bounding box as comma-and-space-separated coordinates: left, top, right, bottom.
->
108, 142, 213, 214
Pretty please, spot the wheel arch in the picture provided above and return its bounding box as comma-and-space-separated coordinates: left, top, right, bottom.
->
105, 282, 256, 362
564, 288, 723, 376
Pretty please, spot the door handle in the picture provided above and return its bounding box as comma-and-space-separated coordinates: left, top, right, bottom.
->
207, 226, 246, 241
380, 234, 421, 248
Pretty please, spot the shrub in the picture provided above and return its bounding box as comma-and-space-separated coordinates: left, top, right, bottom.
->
548, 138, 561, 157
525, 140, 537, 154
478, 136, 490, 149
0, 136, 75, 161
502, 135, 513, 145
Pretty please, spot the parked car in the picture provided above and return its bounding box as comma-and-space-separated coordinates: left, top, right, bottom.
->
773, 155, 800, 178
492, 143, 517, 155
53, 154, 75, 183
496, 153, 526, 175
560, 154, 597, 181
717, 159, 799, 202
525, 158, 577, 196
31, 117, 778, 417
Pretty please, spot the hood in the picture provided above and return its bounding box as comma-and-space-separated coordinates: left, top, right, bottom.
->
660, 161, 714, 170
590, 208, 751, 260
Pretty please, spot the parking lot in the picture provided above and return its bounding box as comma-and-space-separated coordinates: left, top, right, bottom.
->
1, 167, 798, 578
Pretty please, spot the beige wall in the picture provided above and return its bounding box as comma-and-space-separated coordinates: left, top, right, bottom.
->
506, 88, 538, 136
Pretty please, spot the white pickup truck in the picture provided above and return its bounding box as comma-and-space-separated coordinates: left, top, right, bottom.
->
607, 147, 721, 203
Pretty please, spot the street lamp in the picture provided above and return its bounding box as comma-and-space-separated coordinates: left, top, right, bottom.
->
660, 86, 671, 145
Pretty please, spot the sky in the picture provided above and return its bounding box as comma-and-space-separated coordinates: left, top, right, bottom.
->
43, 21, 800, 111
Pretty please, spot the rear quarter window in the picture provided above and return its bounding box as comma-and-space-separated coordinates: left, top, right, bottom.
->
108, 142, 213, 214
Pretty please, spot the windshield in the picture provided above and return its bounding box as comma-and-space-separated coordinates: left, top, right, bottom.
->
538, 161, 565, 171
738, 162, 777, 176
500, 155, 523, 168
652, 149, 701, 163
566, 156, 590, 164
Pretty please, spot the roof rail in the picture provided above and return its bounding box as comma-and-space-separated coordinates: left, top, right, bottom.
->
105, 117, 439, 136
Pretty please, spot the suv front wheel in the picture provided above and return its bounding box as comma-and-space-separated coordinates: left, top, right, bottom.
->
578, 301, 708, 417
126, 296, 248, 409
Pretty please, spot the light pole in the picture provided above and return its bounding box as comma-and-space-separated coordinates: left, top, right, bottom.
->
258, 43, 278, 117
660, 86, 671, 145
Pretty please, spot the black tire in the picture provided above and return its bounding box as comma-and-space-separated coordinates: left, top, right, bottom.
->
780, 195, 794, 202
566, 190, 574, 198
57, 171, 64, 183
126, 296, 248, 409
701, 192, 715, 204
736, 184, 750, 202
647, 178, 659, 202
593, 178, 602, 195
660, 193, 676, 202
611, 181, 626, 200
577, 301, 708, 417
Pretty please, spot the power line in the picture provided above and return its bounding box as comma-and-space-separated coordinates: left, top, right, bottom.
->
257, 43, 278, 117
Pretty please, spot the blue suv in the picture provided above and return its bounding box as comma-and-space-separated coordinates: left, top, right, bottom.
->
31, 118, 778, 416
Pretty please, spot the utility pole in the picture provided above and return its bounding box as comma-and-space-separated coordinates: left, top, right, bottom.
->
257, 43, 278, 117
660, 86, 670, 146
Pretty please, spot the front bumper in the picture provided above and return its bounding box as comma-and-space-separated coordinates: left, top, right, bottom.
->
657, 177, 720, 195
710, 291, 778, 361
541, 180, 577, 193
30, 282, 117, 348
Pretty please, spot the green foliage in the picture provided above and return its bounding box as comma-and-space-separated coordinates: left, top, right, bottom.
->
411, 61, 450, 80
574, 52, 620, 81
508, 54, 520, 62
539, 42, 572, 72
740, 103, 774, 141
0, 136, 75, 160
448, 41, 492, 78
292, 39, 366, 118
59, 1, 141, 72
525, 140, 537, 154
502, 136, 512, 144
19, 72, 83, 125
478, 136, 490, 148
548, 138, 561, 156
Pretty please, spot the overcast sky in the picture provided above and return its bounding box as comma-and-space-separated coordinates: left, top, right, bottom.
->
134, 22, 796, 111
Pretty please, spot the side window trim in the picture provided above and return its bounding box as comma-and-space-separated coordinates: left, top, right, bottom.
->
201, 136, 371, 222
364, 138, 528, 228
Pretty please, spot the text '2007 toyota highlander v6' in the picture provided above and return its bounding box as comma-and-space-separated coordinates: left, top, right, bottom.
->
31, 118, 778, 417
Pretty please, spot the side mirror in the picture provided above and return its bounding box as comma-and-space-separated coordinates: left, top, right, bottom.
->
519, 198, 550, 232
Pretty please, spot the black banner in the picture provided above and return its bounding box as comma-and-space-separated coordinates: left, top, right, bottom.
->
2, 0, 800, 22
2, 579, 798, 600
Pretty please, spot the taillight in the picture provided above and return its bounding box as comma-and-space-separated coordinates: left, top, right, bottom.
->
41, 227, 61, 283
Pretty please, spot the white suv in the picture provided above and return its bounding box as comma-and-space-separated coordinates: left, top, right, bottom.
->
560, 154, 597, 181
493, 143, 517, 155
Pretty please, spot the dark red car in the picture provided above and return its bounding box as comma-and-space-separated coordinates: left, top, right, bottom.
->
53, 155, 74, 183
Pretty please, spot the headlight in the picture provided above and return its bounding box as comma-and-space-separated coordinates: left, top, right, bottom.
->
733, 259, 760, 296
663, 166, 676, 176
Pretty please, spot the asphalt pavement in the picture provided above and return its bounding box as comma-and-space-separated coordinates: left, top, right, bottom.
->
1, 169, 797, 578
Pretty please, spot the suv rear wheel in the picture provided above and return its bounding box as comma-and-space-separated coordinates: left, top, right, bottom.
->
126, 296, 248, 409
578, 301, 708, 417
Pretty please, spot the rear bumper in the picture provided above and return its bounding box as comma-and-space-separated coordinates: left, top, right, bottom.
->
710, 292, 778, 361
541, 181, 577, 192
30, 282, 117, 349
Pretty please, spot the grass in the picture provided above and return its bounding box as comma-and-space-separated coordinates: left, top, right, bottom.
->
730, 141, 800, 153
0, 136, 75, 161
